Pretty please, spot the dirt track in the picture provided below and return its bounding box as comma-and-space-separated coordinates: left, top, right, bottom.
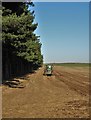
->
2, 66, 89, 118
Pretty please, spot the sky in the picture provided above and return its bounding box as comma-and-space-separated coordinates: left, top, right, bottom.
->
30, 2, 89, 63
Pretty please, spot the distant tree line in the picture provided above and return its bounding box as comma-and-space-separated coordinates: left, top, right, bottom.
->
2, 2, 43, 81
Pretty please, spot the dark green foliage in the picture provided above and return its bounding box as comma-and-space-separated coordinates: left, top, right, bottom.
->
2, 2, 43, 80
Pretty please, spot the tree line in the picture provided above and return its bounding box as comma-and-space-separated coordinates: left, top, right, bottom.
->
2, 2, 43, 81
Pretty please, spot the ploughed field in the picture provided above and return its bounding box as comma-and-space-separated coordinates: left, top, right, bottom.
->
2, 64, 89, 118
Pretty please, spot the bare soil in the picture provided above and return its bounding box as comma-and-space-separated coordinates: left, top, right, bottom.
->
2, 66, 90, 118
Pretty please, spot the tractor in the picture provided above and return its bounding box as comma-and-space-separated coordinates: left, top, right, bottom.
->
44, 64, 53, 76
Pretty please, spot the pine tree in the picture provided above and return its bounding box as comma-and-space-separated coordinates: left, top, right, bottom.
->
2, 2, 43, 80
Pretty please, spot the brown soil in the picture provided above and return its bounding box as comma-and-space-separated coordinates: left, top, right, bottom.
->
2, 66, 90, 118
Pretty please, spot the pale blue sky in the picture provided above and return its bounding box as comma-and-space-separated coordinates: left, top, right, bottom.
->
30, 2, 89, 63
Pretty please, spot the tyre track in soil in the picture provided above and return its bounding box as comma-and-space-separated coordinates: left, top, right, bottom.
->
53, 68, 89, 97
42, 68, 89, 118
58, 70, 89, 84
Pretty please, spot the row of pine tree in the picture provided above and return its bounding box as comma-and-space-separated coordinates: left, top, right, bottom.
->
2, 2, 43, 80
